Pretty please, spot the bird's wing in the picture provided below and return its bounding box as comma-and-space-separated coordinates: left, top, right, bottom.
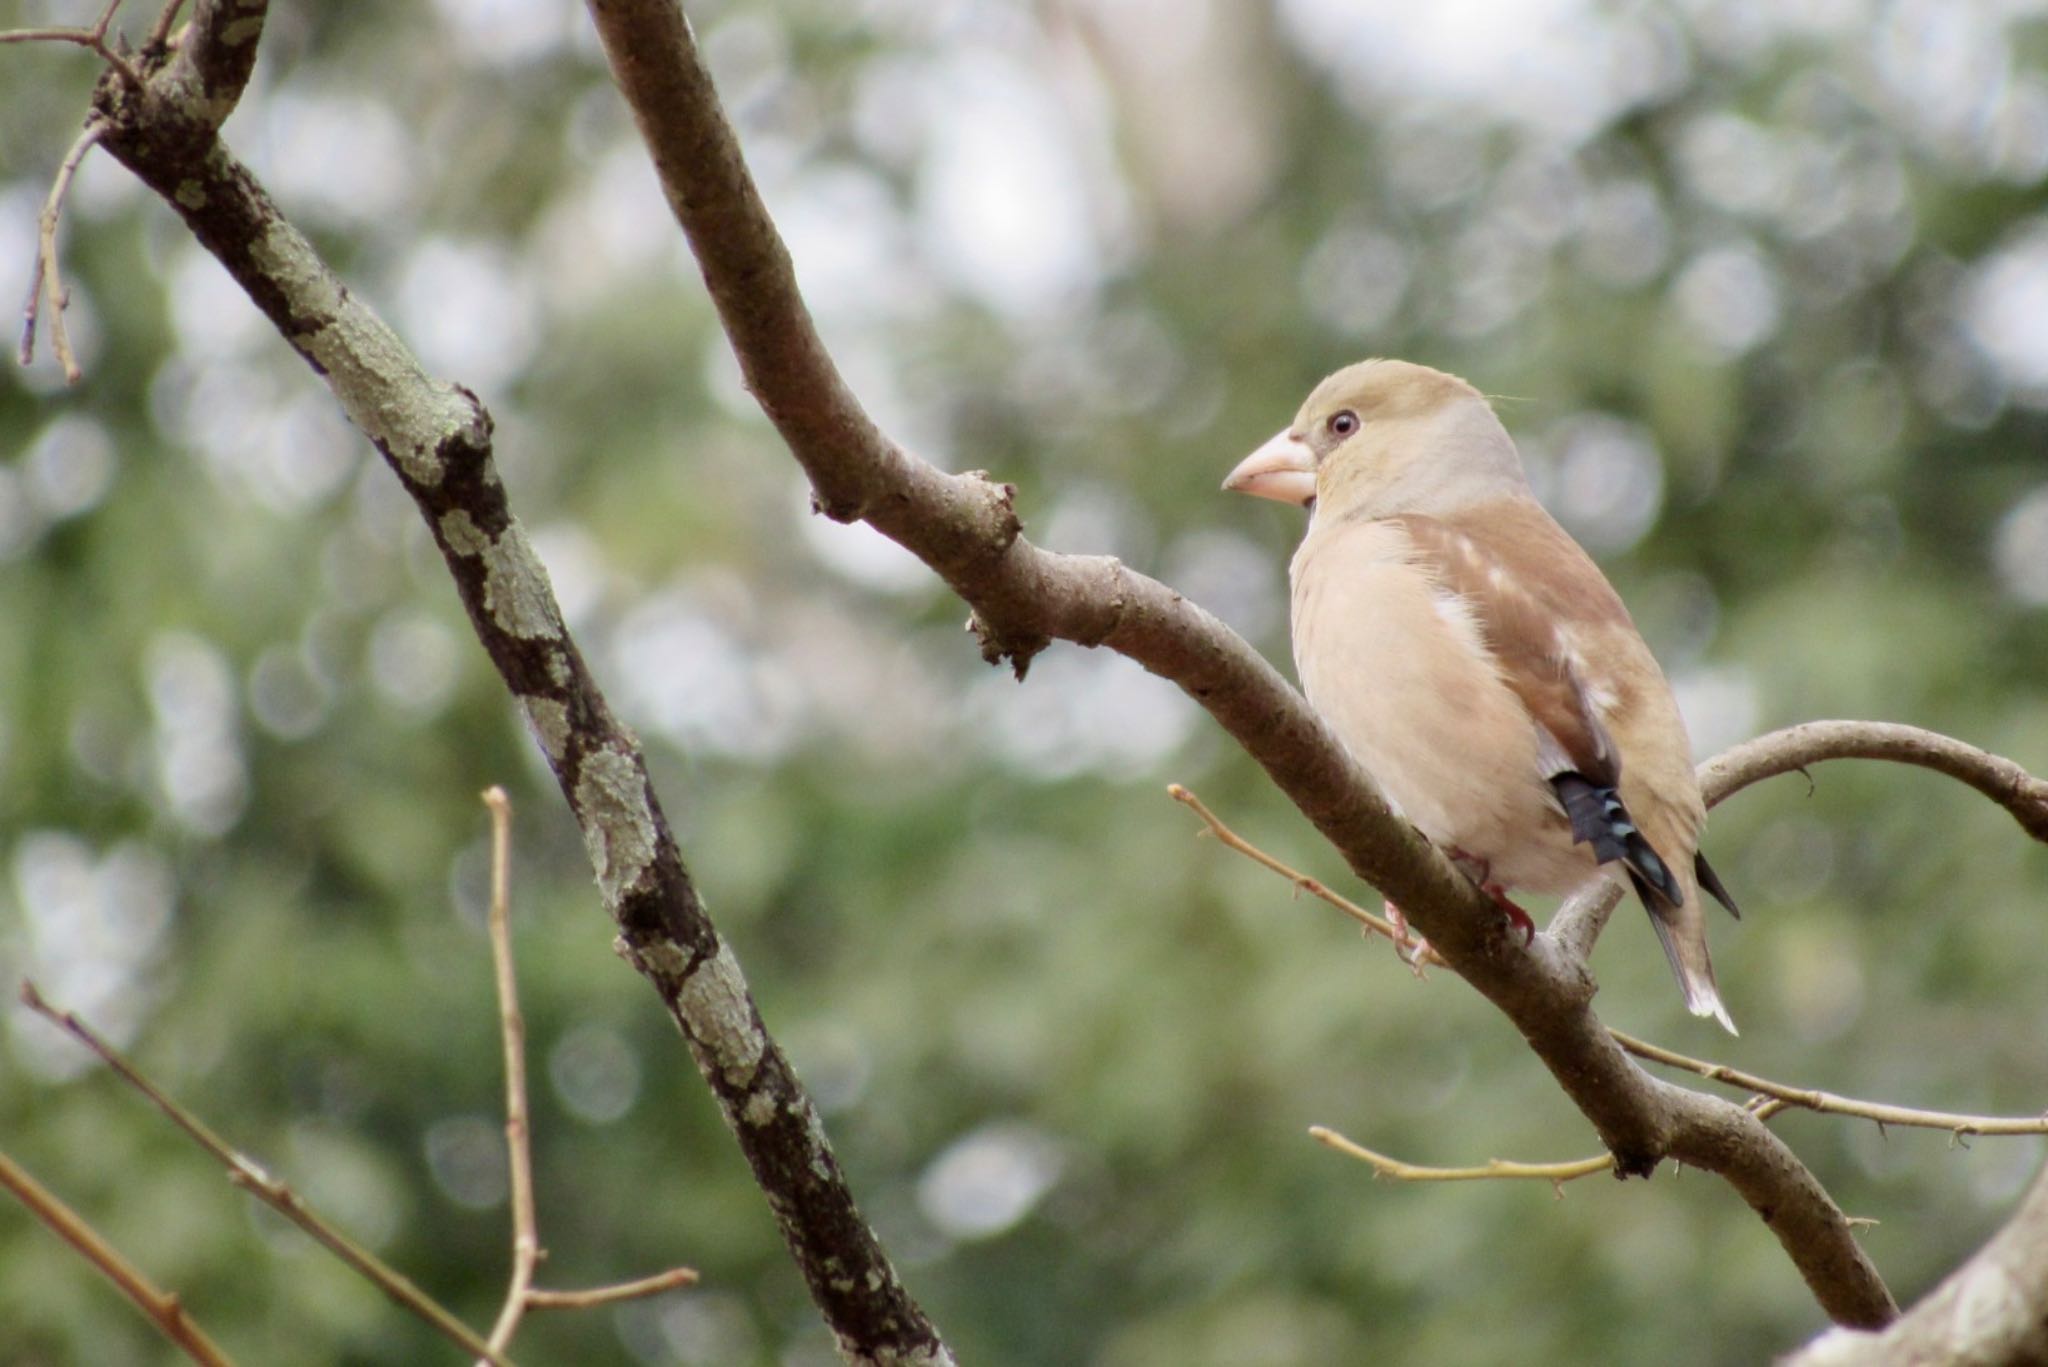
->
1387, 508, 1628, 787
1390, 505, 1688, 909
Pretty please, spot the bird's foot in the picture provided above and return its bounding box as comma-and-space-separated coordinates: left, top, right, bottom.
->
1445, 847, 1537, 947
1382, 900, 1432, 978
1481, 882, 1537, 946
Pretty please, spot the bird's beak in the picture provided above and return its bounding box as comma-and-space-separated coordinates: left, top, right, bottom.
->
1222, 429, 1317, 507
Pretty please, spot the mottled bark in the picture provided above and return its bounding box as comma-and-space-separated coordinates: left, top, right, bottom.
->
80, 5, 949, 1363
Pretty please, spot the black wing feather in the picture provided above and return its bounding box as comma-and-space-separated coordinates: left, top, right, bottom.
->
1694, 851, 1740, 919
1550, 772, 1683, 907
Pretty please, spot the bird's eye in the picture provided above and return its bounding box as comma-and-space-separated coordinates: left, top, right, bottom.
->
1327, 410, 1360, 438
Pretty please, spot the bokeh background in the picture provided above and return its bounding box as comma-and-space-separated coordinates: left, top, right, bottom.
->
5, 0, 2048, 1362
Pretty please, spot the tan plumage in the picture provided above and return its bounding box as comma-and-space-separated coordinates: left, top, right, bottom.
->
1224, 359, 1740, 1032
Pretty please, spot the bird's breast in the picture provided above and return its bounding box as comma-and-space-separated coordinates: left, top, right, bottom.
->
1288, 519, 1590, 892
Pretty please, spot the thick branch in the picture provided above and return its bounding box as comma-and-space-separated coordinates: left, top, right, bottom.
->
583, 0, 1895, 1329
82, 33, 948, 1367
1787, 1159, 2048, 1365
154, 0, 266, 125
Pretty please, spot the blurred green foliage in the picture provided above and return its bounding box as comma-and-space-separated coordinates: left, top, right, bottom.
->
4, 0, 2048, 1363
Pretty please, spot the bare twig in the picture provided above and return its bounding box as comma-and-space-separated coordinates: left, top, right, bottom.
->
18, 982, 514, 1367
476, 789, 698, 1361
524, 1267, 700, 1311
1614, 1031, 2048, 1138
1557, 719, 2048, 997
146, 0, 189, 49
18, 119, 104, 383
1166, 784, 1427, 956
0, 0, 144, 89
1541, 875, 1627, 965
482, 786, 542, 1358
0, 1147, 235, 1366
1310, 1126, 1614, 1191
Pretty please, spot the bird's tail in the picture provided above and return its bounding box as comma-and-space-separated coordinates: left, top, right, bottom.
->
1555, 772, 1738, 1035
1631, 871, 1738, 1036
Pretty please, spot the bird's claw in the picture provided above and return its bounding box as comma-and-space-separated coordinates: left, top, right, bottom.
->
1482, 882, 1537, 946
1383, 900, 1431, 977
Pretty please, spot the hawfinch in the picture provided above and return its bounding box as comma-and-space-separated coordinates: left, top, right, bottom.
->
1224, 359, 1740, 1033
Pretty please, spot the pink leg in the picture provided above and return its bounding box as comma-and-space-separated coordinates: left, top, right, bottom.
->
1447, 847, 1537, 946
1482, 883, 1537, 946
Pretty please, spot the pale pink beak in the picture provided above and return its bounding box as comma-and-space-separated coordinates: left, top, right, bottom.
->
1222, 428, 1317, 506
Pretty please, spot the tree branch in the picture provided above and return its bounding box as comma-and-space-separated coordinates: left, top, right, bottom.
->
1553, 719, 2048, 961
1700, 720, 2048, 841
0, 0, 143, 91
159, 0, 266, 122
582, 0, 1896, 1329
1311, 1127, 1614, 1189
482, 787, 542, 1358
16, 117, 103, 383
1616, 1030, 2048, 1138
0, 1146, 234, 1366
71, 22, 951, 1367
476, 789, 699, 1359
1174, 780, 2048, 1139
1787, 1159, 2048, 1365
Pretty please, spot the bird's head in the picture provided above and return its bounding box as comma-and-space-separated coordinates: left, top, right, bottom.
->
1222, 359, 1528, 522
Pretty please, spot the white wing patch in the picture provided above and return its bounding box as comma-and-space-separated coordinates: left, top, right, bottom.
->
1555, 627, 1621, 716
1428, 587, 1495, 671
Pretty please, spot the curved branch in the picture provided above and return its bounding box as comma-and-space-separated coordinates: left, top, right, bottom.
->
78, 27, 951, 1367
583, 0, 1896, 1330
1554, 719, 2048, 959
1701, 720, 2048, 841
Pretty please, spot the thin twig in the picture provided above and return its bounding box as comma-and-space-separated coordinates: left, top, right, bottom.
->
1166, 784, 1443, 967
17, 981, 514, 1367
1614, 1030, 2048, 1137
0, 0, 144, 89
1309, 1126, 1614, 1193
482, 787, 542, 1359
146, 0, 188, 48
19, 119, 105, 383
474, 789, 698, 1360
524, 1267, 701, 1311
0, 1147, 235, 1366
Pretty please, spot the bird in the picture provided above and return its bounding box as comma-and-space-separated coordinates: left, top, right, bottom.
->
1222, 359, 1741, 1032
